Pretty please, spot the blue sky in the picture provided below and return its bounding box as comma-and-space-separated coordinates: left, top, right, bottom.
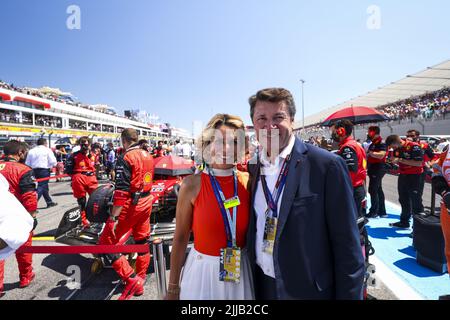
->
1, 0, 449, 133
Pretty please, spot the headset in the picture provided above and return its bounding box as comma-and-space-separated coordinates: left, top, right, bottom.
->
335, 120, 347, 137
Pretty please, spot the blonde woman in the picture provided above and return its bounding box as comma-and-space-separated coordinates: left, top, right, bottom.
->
166, 114, 254, 300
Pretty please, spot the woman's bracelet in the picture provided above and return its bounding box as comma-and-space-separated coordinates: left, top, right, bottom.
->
167, 286, 180, 295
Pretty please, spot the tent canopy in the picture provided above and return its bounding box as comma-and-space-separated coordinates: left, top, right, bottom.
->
295, 60, 450, 129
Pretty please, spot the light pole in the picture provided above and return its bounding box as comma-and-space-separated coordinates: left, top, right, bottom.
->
300, 79, 305, 137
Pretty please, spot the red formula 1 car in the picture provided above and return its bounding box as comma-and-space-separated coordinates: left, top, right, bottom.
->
54, 155, 195, 273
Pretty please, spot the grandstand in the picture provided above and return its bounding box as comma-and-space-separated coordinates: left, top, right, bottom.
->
295, 60, 450, 140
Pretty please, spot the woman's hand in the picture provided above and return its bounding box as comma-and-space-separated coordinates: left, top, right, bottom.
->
165, 292, 180, 300
165, 282, 181, 300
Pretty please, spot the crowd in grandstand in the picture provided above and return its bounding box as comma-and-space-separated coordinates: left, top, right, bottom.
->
68, 120, 86, 130
0, 109, 33, 123
1, 79, 127, 118
35, 115, 62, 128
88, 123, 102, 132
300, 87, 450, 139
379, 87, 450, 121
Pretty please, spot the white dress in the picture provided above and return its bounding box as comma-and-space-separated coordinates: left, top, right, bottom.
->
180, 247, 255, 300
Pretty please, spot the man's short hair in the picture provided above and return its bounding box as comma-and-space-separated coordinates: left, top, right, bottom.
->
78, 136, 90, 145
37, 138, 47, 146
385, 134, 400, 146
368, 126, 380, 135
334, 119, 354, 136
4, 140, 29, 156
407, 129, 420, 136
138, 139, 149, 145
249, 88, 296, 121
91, 143, 101, 150
121, 128, 139, 144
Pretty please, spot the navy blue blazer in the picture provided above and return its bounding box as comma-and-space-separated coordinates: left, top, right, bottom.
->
247, 137, 365, 300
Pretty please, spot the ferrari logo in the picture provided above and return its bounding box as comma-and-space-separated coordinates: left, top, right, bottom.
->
144, 172, 152, 183
0, 164, 5, 171
363, 158, 367, 170
79, 161, 85, 167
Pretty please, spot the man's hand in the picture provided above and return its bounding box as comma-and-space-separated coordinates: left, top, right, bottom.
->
30, 211, 38, 231
398, 158, 423, 167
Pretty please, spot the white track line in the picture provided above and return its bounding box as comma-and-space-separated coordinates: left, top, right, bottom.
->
371, 255, 424, 300
368, 199, 424, 300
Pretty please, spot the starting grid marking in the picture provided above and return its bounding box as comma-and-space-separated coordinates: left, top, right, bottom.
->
32, 237, 55, 241
366, 198, 450, 300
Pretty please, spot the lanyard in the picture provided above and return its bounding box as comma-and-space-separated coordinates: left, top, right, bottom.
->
260, 153, 291, 218
208, 167, 239, 248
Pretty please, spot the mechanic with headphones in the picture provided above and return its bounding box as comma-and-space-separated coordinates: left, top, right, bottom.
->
385, 134, 424, 229
331, 119, 367, 218
65, 136, 99, 227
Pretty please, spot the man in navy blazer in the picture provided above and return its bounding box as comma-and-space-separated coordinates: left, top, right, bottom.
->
247, 88, 365, 300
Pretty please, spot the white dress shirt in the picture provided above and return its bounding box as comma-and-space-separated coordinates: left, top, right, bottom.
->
25, 145, 57, 169
182, 143, 192, 158
0, 174, 34, 260
72, 145, 81, 153
254, 134, 296, 278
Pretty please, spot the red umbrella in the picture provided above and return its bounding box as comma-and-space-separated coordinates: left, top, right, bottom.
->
154, 155, 195, 176
321, 106, 389, 126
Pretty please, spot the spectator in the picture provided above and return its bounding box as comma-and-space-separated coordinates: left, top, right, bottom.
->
54, 145, 67, 182
25, 138, 58, 208
172, 139, 182, 156
181, 140, 192, 159
105, 143, 116, 181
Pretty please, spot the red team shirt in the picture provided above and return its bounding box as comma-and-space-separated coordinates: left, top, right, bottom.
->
396, 140, 424, 175
70, 151, 97, 173
338, 136, 367, 188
